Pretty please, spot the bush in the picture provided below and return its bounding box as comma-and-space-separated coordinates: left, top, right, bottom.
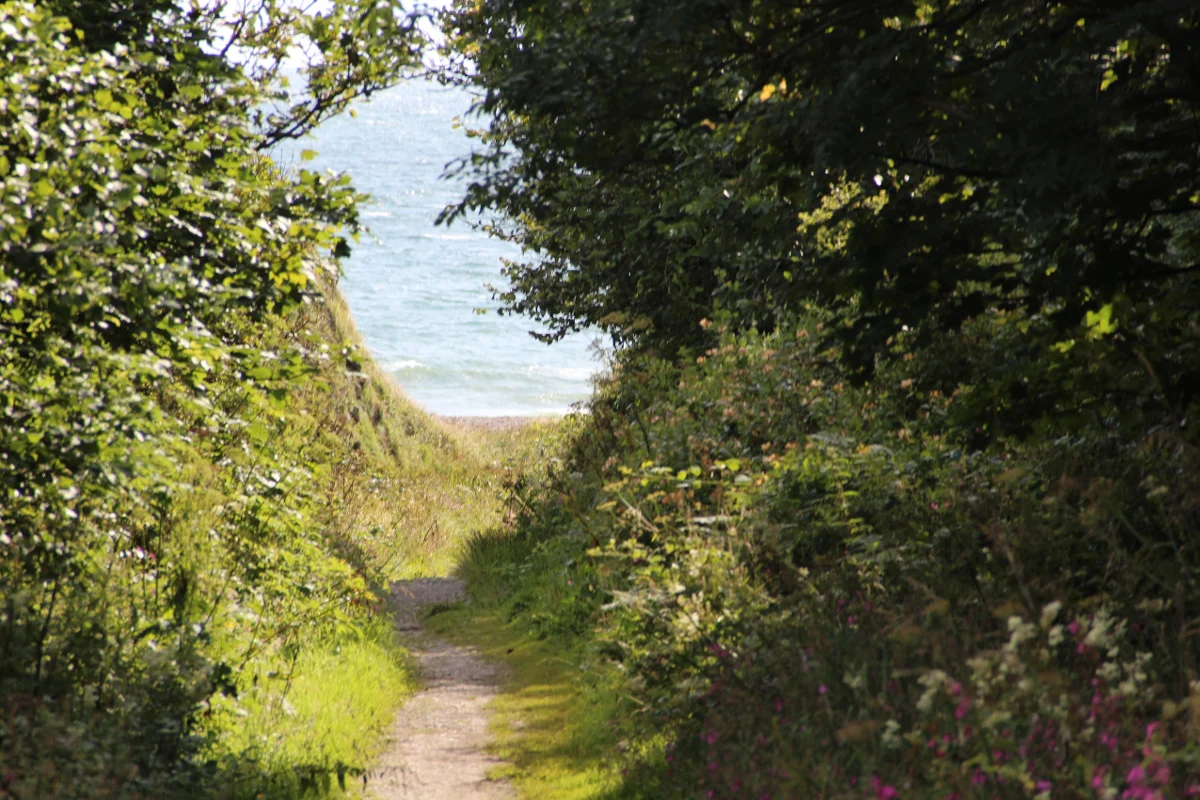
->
478, 312, 1200, 798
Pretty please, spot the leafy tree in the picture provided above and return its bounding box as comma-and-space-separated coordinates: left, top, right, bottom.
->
441, 3, 1200, 796
445, 0, 1200, 425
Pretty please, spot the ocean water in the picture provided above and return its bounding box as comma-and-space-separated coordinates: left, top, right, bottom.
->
287, 79, 601, 416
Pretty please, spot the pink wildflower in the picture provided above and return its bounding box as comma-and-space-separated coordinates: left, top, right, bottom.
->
871, 775, 898, 799
954, 698, 971, 719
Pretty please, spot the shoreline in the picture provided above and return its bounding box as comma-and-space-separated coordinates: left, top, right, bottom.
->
436, 415, 542, 432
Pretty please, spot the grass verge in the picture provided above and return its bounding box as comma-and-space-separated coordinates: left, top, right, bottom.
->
214, 616, 416, 798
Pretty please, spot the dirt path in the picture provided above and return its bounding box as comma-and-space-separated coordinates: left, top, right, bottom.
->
368, 578, 513, 800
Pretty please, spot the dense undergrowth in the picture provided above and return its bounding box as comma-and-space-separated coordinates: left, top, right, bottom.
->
458, 309, 1200, 799
8, 1, 1200, 798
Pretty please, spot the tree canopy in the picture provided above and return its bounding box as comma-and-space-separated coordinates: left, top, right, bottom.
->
438, 5, 1200, 797
445, 0, 1200, 427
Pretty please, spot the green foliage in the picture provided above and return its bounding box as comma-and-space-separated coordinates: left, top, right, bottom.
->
444, 0, 1200, 430
439, 1, 1200, 796
0, 2, 425, 795
457, 315, 1200, 797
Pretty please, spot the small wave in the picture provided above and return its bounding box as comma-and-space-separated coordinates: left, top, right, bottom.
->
361, 211, 392, 218
383, 359, 426, 371
525, 365, 596, 381
419, 232, 477, 241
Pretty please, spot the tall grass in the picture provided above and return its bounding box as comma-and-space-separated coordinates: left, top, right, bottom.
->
210, 617, 415, 799
304, 277, 566, 580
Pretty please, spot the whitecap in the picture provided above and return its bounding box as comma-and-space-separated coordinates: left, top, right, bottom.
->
383, 359, 426, 371
525, 365, 597, 381
419, 232, 476, 241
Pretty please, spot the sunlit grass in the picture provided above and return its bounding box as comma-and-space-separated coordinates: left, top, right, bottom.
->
198, 275, 583, 798
204, 279, 568, 797
209, 617, 415, 798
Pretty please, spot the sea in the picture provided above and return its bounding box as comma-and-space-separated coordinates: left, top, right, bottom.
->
282, 77, 602, 417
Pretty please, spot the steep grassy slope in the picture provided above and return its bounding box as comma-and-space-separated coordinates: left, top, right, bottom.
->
306, 281, 561, 581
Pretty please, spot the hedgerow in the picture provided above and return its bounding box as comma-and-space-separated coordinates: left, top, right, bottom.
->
475, 309, 1200, 798
442, 0, 1200, 793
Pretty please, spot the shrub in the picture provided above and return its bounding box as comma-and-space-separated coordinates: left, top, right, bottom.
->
481, 312, 1200, 798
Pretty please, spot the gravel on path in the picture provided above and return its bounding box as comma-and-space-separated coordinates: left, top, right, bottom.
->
368, 578, 514, 800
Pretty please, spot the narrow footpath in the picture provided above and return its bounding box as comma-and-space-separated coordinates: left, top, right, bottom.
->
369, 578, 514, 799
